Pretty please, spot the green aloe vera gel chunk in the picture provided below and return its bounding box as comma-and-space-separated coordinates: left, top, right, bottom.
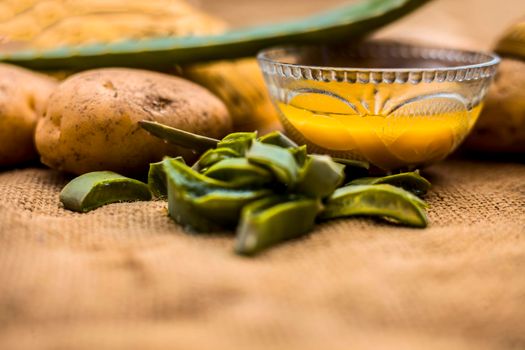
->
290, 145, 308, 167
60, 171, 152, 212
235, 195, 321, 255
189, 190, 271, 229
192, 148, 240, 172
296, 154, 345, 198
321, 184, 428, 227
246, 141, 299, 187
169, 186, 271, 232
139, 120, 219, 151
203, 158, 273, 187
332, 157, 370, 180
217, 132, 257, 155
163, 157, 270, 232
258, 131, 298, 148
148, 156, 185, 198
347, 171, 431, 196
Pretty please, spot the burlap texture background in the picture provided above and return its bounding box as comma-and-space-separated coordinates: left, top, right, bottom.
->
0, 158, 524, 350
1, 0, 525, 349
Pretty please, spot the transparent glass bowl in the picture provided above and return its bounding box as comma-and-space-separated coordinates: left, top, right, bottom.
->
257, 41, 500, 172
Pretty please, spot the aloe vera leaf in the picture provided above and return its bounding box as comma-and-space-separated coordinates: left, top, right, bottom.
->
1, 0, 429, 70
259, 131, 298, 148
332, 158, 369, 171
60, 171, 151, 212
139, 120, 219, 151
168, 185, 271, 232
192, 148, 241, 172
217, 132, 257, 155
246, 141, 299, 187
235, 195, 321, 255
190, 190, 271, 229
332, 157, 370, 180
203, 158, 273, 187
347, 171, 431, 196
290, 145, 308, 167
163, 156, 253, 193
296, 154, 345, 198
320, 184, 428, 227
148, 156, 185, 198
163, 157, 270, 231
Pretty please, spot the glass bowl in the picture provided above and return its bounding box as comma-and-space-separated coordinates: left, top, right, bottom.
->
257, 41, 500, 172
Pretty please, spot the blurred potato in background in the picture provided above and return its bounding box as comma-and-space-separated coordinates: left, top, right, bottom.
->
1, 0, 524, 154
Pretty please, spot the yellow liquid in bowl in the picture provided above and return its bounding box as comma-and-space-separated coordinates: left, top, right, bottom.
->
277, 84, 482, 170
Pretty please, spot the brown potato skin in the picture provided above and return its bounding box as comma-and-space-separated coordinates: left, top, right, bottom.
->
465, 59, 525, 153
35, 68, 232, 175
0, 64, 57, 166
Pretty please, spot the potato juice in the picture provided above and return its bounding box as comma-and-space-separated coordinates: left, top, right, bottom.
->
276, 81, 483, 170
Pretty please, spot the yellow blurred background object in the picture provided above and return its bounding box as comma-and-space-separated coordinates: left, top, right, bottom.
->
1, 0, 524, 151
0, 0, 279, 132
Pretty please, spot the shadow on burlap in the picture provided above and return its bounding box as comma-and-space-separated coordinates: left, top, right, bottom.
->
0, 159, 524, 350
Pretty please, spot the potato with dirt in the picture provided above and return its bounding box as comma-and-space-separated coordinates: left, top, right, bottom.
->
35, 68, 231, 175
465, 59, 525, 153
465, 18, 525, 153
0, 63, 57, 166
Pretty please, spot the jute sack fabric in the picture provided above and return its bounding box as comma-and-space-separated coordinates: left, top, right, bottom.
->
0, 158, 524, 350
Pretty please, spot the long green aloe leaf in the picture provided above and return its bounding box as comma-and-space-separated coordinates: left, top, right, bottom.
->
0, 0, 429, 70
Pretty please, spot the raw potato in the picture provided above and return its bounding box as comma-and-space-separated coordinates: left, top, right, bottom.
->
0, 0, 280, 134
35, 68, 231, 175
0, 63, 57, 166
465, 59, 525, 153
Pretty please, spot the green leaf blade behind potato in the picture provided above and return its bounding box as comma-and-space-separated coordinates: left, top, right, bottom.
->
320, 184, 428, 228
60, 171, 152, 212
235, 195, 321, 256
0, 0, 430, 70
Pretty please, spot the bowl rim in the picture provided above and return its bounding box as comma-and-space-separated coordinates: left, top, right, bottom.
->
256, 41, 500, 77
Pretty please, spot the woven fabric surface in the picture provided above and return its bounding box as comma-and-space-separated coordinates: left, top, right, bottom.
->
0, 158, 524, 350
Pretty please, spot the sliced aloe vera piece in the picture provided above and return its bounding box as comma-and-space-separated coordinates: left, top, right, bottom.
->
217, 132, 257, 155
296, 154, 345, 198
332, 158, 369, 171
139, 120, 219, 151
0, 0, 429, 70
347, 171, 430, 196
192, 148, 240, 172
163, 157, 270, 231
259, 131, 298, 148
320, 184, 428, 227
169, 186, 270, 232
60, 171, 151, 212
246, 141, 299, 187
203, 158, 273, 187
290, 145, 308, 167
189, 190, 271, 230
148, 156, 185, 198
235, 195, 320, 255
163, 156, 256, 193
332, 157, 370, 180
